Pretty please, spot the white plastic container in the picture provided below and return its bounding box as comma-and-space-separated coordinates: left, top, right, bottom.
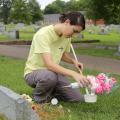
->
84, 94, 97, 103
71, 82, 83, 88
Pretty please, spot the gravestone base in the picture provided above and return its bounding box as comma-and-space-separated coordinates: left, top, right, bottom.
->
0, 86, 40, 120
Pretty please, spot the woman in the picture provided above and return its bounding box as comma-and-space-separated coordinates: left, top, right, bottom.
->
24, 11, 90, 103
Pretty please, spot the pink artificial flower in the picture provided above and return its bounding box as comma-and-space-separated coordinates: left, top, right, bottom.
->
97, 79, 104, 86
96, 73, 106, 81
95, 85, 104, 94
87, 75, 97, 88
104, 83, 111, 94
87, 73, 117, 95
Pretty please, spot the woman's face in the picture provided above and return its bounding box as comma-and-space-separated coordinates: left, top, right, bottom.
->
62, 21, 83, 38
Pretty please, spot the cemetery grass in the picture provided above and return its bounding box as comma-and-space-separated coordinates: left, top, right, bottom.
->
0, 56, 120, 120
0, 32, 34, 41
74, 31, 120, 46
0, 35, 9, 41
75, 47, 120, 60
0, 26, 120, 44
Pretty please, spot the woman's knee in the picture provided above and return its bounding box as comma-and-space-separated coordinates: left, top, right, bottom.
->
36, 70, 58, 86
45, 71, 58, 86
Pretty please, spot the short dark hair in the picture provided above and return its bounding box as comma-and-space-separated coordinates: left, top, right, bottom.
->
59, 11, 85, 30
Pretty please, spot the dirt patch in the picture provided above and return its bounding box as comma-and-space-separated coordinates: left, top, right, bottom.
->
0, 40, 31, 45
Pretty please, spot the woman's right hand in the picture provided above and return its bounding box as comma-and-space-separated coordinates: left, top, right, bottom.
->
71, 72, 90, 86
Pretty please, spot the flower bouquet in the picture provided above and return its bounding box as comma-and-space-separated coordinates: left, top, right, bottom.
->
84, 73, 118, 103
87, 73, 118, 95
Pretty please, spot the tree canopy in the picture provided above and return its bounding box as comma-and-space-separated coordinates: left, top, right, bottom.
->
0, 0, 43, 24
0, 0, 119, 24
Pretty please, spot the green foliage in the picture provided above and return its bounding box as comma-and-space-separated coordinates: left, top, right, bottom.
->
9, 0, 32, 24
0, 0, 12, 24
64, 0, 86, 12
44, 0, 86, 14
43, 0, 120, 24
0, 0, 43, 24
44, 3, 62, 14
1, 0, 120, 24
28, 0, 43, 23
86, 0, 120, 24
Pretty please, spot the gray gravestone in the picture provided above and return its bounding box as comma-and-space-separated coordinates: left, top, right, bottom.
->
5, 30, 19, 40
116, 25, 120, 33
33, 24, 40, 32
114, 43, 120, 56
77, 33, 84, 39
98, 25, 109, 35
0, 86, 40, 120
15, 23, 24, 30
118, 44, 120, 52
0, 23, 5, 33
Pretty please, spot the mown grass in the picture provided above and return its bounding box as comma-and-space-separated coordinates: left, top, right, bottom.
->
75, 46, 120, 60
74, 31, 120, 46
0, 24, 120, 45
0, 56, 120, 120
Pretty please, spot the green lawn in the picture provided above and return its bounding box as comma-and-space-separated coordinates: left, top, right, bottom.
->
0, 56, 120, 120
0, 24, 35, 41
85, 32, 120, 42
75, 46, 120, 60
0, 25, 120, 45
73, 31, 120, 46
0, 56, 31, 94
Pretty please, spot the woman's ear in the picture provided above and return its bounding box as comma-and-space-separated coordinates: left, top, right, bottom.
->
64, 19, 71, 24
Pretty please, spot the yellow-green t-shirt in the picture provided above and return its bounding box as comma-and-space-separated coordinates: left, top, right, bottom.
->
24, 25, 71, 76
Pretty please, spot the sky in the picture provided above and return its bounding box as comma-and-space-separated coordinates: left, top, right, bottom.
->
36, 0, 70, 10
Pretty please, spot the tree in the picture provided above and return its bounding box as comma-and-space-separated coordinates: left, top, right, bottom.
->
44, 0, 86, 14
28, 0, 43, 23
10, 0, 32, 24
0, 0, 12, 24
86, 0, 120, 24
44, 4, 61, 14
52, 0, 65, 12
64, 0, 82, 12
105, 0, 120, 24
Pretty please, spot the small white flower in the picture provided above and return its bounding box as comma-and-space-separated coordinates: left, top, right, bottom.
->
51, 98, 58, 105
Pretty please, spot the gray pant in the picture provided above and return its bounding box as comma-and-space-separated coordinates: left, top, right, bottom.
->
24, 69, 84, 103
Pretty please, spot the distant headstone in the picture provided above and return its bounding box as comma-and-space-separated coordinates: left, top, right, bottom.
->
33, 24, 40, 32
0, 23, 5, 33
118, 44, 120, 52
109, 24, 120, 33
114, 43, 120, 56
98, 25, 109, 35
6, 30, 19, 39
77, 33, 84, 39
0, 86, 40, 120
15, 23, 24, 30
116, 25, 120, 33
